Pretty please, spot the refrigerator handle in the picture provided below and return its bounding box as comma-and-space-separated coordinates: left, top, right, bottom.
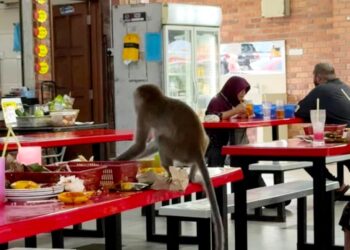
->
192, 69, 198, 107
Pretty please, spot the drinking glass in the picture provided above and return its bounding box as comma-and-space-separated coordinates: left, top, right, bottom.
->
276, 100, 285, 119
262, 102, 271, 120
245, 101, 253, 118
310, 109, 326, 146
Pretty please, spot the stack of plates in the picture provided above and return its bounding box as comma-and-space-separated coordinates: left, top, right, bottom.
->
5, 184, 64, 201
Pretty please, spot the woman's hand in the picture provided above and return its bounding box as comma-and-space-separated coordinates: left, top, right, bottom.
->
234, 103, 247, 115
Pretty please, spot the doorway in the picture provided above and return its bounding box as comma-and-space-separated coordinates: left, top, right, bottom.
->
51, 0, 104, 159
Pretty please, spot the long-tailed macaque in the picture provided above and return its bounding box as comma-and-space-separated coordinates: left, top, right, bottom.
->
116, 84, 224, 250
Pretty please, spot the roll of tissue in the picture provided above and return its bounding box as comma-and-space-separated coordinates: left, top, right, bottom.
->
204, 114, 220, 122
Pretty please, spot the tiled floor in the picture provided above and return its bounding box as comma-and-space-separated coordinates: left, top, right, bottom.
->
7, 165, 350, 249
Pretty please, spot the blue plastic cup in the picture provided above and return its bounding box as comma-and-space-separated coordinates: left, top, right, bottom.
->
253, 104, 263, 119
270, 104, 276, 119
284, 104, 297, 118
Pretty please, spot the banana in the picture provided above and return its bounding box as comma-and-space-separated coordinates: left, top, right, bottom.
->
10, 180, 40, 189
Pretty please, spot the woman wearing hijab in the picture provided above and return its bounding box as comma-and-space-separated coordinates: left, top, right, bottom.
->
205, 76, 265, 188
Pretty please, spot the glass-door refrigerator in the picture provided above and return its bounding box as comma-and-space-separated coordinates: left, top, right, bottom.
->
163, 26, 220, 119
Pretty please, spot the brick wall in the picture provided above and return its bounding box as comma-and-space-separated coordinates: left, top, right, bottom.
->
113, 0, 350, 135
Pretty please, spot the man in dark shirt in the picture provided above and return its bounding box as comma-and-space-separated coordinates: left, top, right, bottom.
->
296, 62, 350, 197
295, 63, 350, 126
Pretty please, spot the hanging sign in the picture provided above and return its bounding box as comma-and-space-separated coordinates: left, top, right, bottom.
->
34, 26, 48, 39
36, 0, 47, 4
35, 61, 49, 75
34, 10, 48, 23
123, 12, 146, 23
59, 5, 75, 15
35, 44, 48, 57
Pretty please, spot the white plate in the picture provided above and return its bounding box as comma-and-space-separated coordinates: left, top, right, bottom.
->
6, 185, 64, 197
6, 193, 59, 201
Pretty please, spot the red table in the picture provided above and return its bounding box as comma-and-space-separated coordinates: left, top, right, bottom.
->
0, 128, 134, 247
0, 168, 243, 250
203, 117, 303, 140
0, 129, 134, 150
222, 139, 350, 250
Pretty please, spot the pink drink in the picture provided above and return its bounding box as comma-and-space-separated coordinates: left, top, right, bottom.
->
313, 132, 324, 141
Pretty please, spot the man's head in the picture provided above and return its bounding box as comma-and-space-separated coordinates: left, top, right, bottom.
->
313, 63, 337, 86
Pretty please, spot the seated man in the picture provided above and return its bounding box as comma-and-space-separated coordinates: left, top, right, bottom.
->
295, 62, 350, 197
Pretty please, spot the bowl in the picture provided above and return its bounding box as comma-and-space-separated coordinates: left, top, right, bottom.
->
303, 124, 347, 136
50, 109, 79, 126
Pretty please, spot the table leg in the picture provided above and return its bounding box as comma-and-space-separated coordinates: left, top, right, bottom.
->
25, 236, 37, 247
233, 179, 247, 250
0, 243, 8, 250
51, 229, 64, 248
312, 158, 331, 250
104, 214, 122, 250
272, 126, 279, 141
297, 197, 307, 249
337, 162, 344, 186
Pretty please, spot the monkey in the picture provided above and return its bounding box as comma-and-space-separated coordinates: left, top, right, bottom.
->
116, 84, 224, 250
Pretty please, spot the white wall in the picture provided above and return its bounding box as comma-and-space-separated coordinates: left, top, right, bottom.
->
0, 5, 22, 95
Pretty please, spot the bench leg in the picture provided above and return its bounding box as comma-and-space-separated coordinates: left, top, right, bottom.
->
167, 217, 180, 250
198, 218, 211, 250
274, 172, 287, 222
25, 236, 37, 247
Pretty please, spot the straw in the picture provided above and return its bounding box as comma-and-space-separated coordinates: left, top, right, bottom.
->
316, 98, 320, 122
341, 88, 350, 102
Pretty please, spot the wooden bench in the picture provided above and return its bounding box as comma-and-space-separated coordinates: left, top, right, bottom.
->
248, 161, 313, 221
159, 180, 339, 250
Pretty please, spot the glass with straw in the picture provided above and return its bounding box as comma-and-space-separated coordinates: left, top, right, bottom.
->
310, 98, 326, 146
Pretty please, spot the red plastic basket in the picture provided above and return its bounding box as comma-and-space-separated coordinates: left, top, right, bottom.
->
303, 124, 347, 136
62, 161, 140, 186
6, 164, 107, 191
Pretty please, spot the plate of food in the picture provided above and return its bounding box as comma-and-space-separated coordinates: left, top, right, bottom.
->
6, 182, 64, 197
296, 133, 349, 144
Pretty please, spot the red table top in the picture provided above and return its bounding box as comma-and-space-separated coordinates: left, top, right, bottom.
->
0, 168, 243, 243
222, 138, 350, 157
0, 129, 134, 150
203, 117, 303, 129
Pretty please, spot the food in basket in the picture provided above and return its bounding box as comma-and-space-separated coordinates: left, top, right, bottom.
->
58, 176, 85, 192
120, 182, 149, 191
10, 180, 40, 189
303, 124, 347, 136
50, 109, 79, 126
6, 164, 106, 191
58, 191, 93, 204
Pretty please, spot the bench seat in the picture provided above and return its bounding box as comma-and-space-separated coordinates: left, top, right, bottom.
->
159, 180, 339, 218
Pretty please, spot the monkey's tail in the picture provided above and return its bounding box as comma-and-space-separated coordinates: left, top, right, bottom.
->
197, 159, 224, 250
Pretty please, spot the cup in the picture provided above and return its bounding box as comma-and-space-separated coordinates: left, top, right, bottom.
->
0, 157, 5, 205
262, 102, 271, 120
253, 104, 263, 119
310, 109, 326, 146
16, 146, 42, 165
276, 100, 285, 119
284, 104, 297, 118
270, 104, 276, 119
245, 101, 254, 118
